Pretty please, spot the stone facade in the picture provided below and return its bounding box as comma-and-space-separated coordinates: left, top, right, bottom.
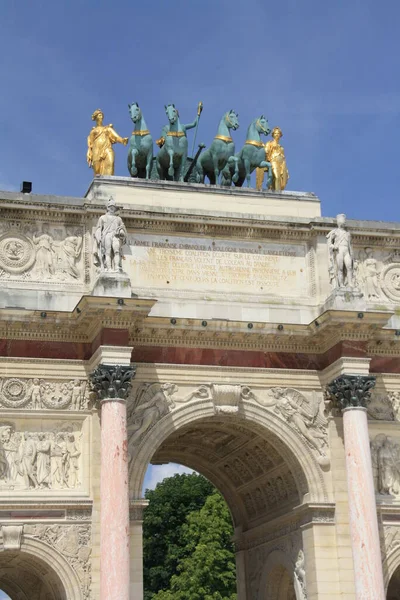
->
0, 177, 400, 598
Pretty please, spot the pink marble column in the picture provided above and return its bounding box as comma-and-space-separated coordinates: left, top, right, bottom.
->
329, 375, 385, 600
101, 398, 130, 600
91, 364, 134, 600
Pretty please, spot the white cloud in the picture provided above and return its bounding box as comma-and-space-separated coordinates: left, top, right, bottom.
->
143, 463, 194, 492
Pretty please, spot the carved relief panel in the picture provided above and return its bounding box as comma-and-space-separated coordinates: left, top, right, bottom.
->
128, 382, 329, 469
0, 221, 89, 285
371, 434, 400, 498
0, 418, 87, 492
0, 377, 90, 410
367, 390, 400, 422
354, 246, 400, 303
22, 522, 92, 599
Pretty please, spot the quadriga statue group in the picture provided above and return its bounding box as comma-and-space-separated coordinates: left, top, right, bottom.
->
86, 104, 289, 191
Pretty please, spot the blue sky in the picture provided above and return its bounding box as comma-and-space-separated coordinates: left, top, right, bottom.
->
0, 0, 399, 221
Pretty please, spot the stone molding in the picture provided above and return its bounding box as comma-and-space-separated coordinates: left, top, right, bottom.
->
90, 363, 136, 401
326, 374, 376, 411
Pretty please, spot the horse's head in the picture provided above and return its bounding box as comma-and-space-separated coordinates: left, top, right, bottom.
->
225, 109, 239, 131
128, 102, 142, 123
165, 104, 178, 124
256, 115, 271, 136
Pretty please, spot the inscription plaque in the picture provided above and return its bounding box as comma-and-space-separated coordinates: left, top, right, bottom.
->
127, 234, 308, 297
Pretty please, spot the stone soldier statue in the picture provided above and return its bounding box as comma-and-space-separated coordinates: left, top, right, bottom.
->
93, 197, 127, 272
326, 214, 354, 288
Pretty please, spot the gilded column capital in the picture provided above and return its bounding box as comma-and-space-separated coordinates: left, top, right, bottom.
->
327, 374, 376, 411
90, 363, 136, 402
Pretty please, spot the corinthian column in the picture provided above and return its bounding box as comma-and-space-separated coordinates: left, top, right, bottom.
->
328, 375, 385, 600
91, 363, 135, 600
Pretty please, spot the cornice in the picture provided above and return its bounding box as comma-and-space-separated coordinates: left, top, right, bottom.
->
0, 302, 397, 357
1, 189, 400, 244
0, 296, 155, 344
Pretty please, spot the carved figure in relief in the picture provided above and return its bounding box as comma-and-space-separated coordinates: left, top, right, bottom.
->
87, 108, 128, 176
19, 433, 39, 488
26, 523, 92, 598
36, 433, 51, 489
59, 236, 82, 279
0, 426, 19, 481
30, 378, 43, 409
371, 434, 400, 496
0, 436, 8, 480
389, 391, 400, 420
356, 247, 381, 299
248, 387, 328, 461
93, 197, 127, 272
71, 379, 84, 410
33, 231, 55, 277
371, 439, 379, 491
294, 550, 307, 600
66, 433, 81, 488
128, 383, 178, 449
326, 214, 354, 289
51, 433, 68, 488
0, 426, 82, 490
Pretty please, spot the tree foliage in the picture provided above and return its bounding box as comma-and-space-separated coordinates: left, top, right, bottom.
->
153, 490, 237, 600
143, 472, 214, 600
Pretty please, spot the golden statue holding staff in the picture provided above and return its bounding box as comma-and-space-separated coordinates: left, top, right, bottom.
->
256, 126, 289, 191
87, 109, 128, 176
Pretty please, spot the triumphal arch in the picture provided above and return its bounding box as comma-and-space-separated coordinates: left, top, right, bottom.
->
0, 174, 400, 600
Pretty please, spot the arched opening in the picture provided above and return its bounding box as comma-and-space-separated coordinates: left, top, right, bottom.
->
130, 406, 316, 599
149, 417, 304, 529
257, 549, 300, 600
265, 564, 295, 600
142, 467, 236, 598
387, 564, 400, 600
0, 548, 70, 600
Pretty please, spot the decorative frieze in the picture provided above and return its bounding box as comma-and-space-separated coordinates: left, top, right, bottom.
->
0, 421, 82, 490
128, 382, 329, 467
0, 377, 89, 410
0, 225, 85, 283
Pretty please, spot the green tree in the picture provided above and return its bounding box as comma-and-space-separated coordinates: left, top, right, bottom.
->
143, 473, 214, 600
153, 491, 237, 600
